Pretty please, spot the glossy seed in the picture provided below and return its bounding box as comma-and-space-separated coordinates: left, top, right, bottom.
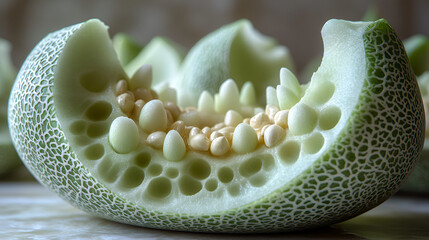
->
215, 79, 240, 113
274, 110, 289, 129
163, 130, 186, 161
139, 99, 168, 133
109, 116, 139, 154
232, 123, 258, 154
189, 133, 210, 151
240, 81, 257, 106
279, 67, 302, 96
164, 101, 181, 120
250, 112, 271, 129
266, 86, 279, 107
264, 124, 285, 147
115, 79, 128, 95
132, 99, 145, 121
288, 102, 318, 135
146, 131, 167, 149
224, 110, 243, 127
134, 88, 153, 102
117, 92, 135, 114
198, 91, 215, 113
277, 85, 299, 110
265, 105, 279, 121
210, 136, 230, 156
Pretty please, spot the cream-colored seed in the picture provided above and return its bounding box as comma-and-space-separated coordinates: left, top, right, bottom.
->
210, 136, 230, 156
164, 101, 181, 120
266, 105, 280, 121
189, 127, 201, 139
117, 92, 135, 114
212, 122, 226, 131
146, 131, 167, 149
250, 112, 271, 129
202, 126, 212, 137
134, 88, 153, 102
264, 124, 285, 147
218, 126, 234, 144
224, 110, 243, 127
170, 121, 186, 139
132, 99, 145, 121
210, 131, 223, 141
165, 109, 175, 126
115, 79, 128, 96
274, 110, 289, 129
243, 118, 250, 124
189, 134, 210, 151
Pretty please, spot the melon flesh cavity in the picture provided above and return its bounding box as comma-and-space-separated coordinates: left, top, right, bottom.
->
8, 19, 424, 232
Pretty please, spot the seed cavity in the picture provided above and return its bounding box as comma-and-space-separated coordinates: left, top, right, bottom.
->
85, 101, 112, 121
278, 141, 301, 164
147, 177, 171, 199
303, 132, 325, 154
319, 105, 342, 130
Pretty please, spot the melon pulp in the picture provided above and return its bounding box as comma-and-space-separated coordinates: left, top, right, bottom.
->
8, 18, 424, 232
0, 38, 20, 176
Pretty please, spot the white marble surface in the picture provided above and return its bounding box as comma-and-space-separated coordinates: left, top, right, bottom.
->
1, 182, 429, 239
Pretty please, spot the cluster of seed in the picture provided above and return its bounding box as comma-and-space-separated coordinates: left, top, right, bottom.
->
110, 65, 291, 161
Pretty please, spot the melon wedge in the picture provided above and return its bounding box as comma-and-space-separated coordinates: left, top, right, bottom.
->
8, 18, 424, 232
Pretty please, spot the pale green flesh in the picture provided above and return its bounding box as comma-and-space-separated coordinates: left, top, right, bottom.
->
8, 17, 424, 232
174, 20, 294, 107
53, 20, 366, 214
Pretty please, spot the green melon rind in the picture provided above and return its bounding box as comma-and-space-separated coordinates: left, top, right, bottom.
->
8, 19, 424, 232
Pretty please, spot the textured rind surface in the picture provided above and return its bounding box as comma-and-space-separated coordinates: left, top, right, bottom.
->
8, 19, 424, 232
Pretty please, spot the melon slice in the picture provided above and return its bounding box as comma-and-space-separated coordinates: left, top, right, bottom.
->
0, 38, 20, 176
8, 18, 424, 232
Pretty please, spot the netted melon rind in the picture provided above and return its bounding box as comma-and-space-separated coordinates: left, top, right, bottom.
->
8, 19, 424, 232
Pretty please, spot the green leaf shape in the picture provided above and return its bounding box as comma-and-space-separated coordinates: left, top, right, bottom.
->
8, 18, 423, 232
174, 19, 294, 107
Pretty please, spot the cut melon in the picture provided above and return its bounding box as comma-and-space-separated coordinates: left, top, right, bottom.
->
0, 38, 20, 176
8, 18, 424, 232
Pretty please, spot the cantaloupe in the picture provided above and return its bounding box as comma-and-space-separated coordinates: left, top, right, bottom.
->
8, 18, 424, 232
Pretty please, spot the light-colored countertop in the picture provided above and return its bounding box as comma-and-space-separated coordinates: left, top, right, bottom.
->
1, 182, 428, 239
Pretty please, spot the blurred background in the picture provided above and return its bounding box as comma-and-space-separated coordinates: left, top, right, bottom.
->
0, 0, 428, 78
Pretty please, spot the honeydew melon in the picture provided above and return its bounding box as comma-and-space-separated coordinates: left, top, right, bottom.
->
0, 38, 20, 176
8, 18, 424, 232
